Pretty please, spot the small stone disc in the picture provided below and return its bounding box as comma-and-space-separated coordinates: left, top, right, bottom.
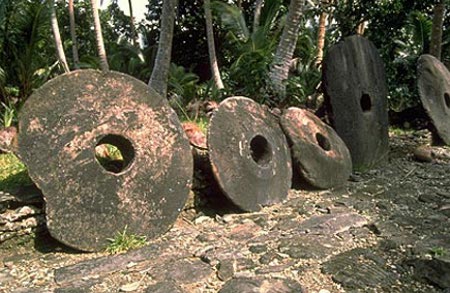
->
17, 70, 193, 251
208, 97, 292, 211
280, 107, 352, 189
417, 54, 450, 144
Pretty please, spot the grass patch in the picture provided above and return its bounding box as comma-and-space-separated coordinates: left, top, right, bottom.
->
105, 226, 148, 255
430, 246, 447, 257
0, 153, 33, 191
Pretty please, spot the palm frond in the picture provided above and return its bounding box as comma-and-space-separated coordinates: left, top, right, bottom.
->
211, 1, 249, 41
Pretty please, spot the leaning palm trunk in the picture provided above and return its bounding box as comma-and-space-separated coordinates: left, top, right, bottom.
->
315, 6, 327, 67
204, 0, 224, 90
90, 0, 109, 71
128, 0, 138, 47
50, 0, 70, 73
269, 0, 305, 100
253, 0, 264, 32
69, 0, 80, 69
429, 3, 445, 60
148, 0, 177, 98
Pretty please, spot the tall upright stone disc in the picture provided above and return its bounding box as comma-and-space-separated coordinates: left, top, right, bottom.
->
417, 54, 450, 144
208, 97, 292, 212
280, 107, 352, 189
17, 70, 193, 251
323, 35, 389, 171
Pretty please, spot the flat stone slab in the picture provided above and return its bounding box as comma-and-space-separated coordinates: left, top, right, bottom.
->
280, 107, 352, 189
323, 35, 389, 171
296, 212, 368, 235
219, 277, 304, 293
17, 70, 193, 251
417, 54, 450, 145
322, 248, 398, 290
208, 96, 292, 211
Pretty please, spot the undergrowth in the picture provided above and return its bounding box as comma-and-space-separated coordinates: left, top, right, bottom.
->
0, 153, 33, 191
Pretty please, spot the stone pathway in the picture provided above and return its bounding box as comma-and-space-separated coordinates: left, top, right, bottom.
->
0, 131, 449, 292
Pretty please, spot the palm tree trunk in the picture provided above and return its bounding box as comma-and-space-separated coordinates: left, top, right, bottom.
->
90, 0, 109, 71
148, 0, 177, 98
269, 0, 305, 99
204, 0, 224, 89
315, 5, 328, 67
50, 0, 70, 73
69, 0, 80, 69
253, 0, 264, 32
128, 0, 138, 47
429, 2, 445, 60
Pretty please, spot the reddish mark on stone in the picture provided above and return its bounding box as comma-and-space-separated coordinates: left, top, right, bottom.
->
182, 122, 207, 149
28, 118, 44, 132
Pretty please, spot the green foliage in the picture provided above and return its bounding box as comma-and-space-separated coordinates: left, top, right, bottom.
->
106, 226, 148, 254
212, 0, 285, 103
168, 63, 200, 103
0, 153, 33, 192
430, 247, 447, 257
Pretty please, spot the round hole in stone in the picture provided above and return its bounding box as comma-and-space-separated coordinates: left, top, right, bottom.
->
444, 92, 450, 108
250, 135, 273, 166
316, 133, 331, 151
360, 93, 372, 112
95, 134, 135, 174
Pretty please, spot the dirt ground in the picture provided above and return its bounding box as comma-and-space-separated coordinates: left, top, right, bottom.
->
0, 129, 449, 293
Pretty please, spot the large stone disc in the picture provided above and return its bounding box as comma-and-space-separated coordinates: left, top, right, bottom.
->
323, 35, 389, 171
207, 97, 292, 212
280, 107, 352, 189
17, 70, 193, 251
417, 54, 450, 144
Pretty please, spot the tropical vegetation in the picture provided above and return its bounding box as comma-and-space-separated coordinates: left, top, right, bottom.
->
0, 0, 448, 125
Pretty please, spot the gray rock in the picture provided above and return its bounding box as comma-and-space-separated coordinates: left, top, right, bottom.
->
409, 256, 450, 289
145, 281, 184, 293
296, 212, 368, 235
148, 258, 213, 285
322, 248, 397, 290
219, 277, 304, 293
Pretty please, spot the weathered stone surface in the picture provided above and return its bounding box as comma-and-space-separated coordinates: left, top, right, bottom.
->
280, 107, 352, 189
147, 258, 213, 284
413, 146, 434, 162
322, 248, 397, 290
17, 69, 193, 251
417, 54, 450, 145
296, 212, 368, 235
145, 281, 184, 293
409, 256, 450, 289
219, 277, 304, 293
208, 96, 292, 211
323, 35, 389, 171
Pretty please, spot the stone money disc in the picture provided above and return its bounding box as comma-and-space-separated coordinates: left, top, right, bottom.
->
322, 35, 389, 171
17, 70, 193, 251
417, 54, 450, 145
280, 107, 352, 189
207, 96, 292, 212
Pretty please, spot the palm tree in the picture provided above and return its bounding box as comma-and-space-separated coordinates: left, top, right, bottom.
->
128, 0, 138, 47
253, 0, 264, 32
315, 1, 328, 67
69, 0, 80, 69
148, 0, 177, 98
429, 1, 445, 60
204, 0, 224, 89
50, 0, 70, 73
90, 0, 109, 71
269, 0, 305, 100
